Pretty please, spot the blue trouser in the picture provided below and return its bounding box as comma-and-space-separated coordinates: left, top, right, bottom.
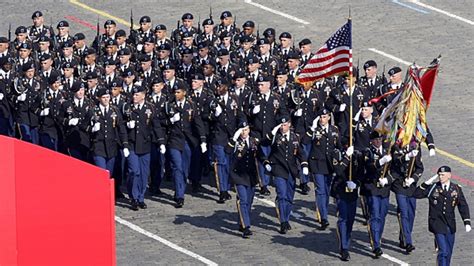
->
0, 116, 12, 136
299, 143, 311, 184
19, 124, 39, 144
257, 145, 271, 187
170, 142, 191, 199
189, 144, 203, 185
336, 198, 357, 251
150, 143, 166, 191
213, 144, 230, 192
367, 195, 389, 249
127, 150, 151, 202
396, 193, 417, 246
435, 226, 455, 266
314, 173, 333, 221
274, 174, 296, 223
39, 132, 58, 151
236, 184, 255, 228
93, 155, 115, 177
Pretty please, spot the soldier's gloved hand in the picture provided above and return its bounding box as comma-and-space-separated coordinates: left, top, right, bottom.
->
466, 224, 472, 233
200, 142, 207, 153
123, 148, 130, 158
405, 177, 415, 187
353, 108, 362, 122
379, 155, 392, 165
294, 108, 303, 117
0, 93, 4, 100
68, 118, 79, 126
379, 177, 388, 187
339, 103, 346, 112
136, 44, 143, 52
215, 104, 223, 117
302, 167, 309, 176
252, 105, 260, 114
159, 144, 166, 154
425, 174, 438, 185
346, 146, 354, 157
405, 150, 419, 160
271, 123, 282, 136
127, 120, 136, 129
310, 116, 320, 131
17, 93, 27, 102
429, 148, 436, 157
346, 180, 357, 190
92, 122, 101, 132
170, 112, 181, 124
265, 164, 272, 172
40, 108, 50, 116
232, 128, 243, 141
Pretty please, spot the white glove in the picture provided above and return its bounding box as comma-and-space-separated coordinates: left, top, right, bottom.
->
252, 105, 260, 114
215, 104, 223, 117
40, 108, 50, 116
466, 224, 472, 233
92, 122, 101, 132
339, 103, 346, 112
405, 177, 415, 187
17, 93, 27, 102
311, 116, 320, 131
136, 44, 143, 52
302, 167, 309, 176
346, 146, 354, 157
232, 128, 243, 141
127, 120, 136, 129
123, 148, 130, 158
0, 93, 4, 100
294, 108, 303, 117
353, 108, 362, 122
379, 155, 392, 165
271, 123, 282, 136
429, 148, 436, 157
68, 118, 79, 126
425, 174, 438, 185
379, 177, 388, 187
159, 144, 166, 154
346, 181, 357, 190
405, 149, 419, 160
265, 164, 272, 172
170, 112, 181, 124
200, 142, 207, 153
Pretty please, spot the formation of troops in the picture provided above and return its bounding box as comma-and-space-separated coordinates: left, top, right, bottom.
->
0, 10, 470, 264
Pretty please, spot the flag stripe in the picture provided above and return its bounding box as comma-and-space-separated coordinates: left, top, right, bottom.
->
298, 67, 350, 83
300, 57, 350, 73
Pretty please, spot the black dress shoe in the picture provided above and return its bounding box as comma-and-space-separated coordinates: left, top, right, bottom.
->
192, 183, 202, 193
405, 244, 415, 253
242, 227, 253, 238
217, 194, 225, 204
238, 226, 245, 232
115, 191, 126, 199
175, 198, 184, 208
130, 200, 139, 211
320, 219, 330, 230
151, 188, 163, 196
260, 186, 271, 196
224, 191, 232, 200
138, 202, 147, 209
399, 241, 406, 249
279, 222, 289, 234
286, 222, 292, 230
340, 249, 350, 261
373, 247, 383, 258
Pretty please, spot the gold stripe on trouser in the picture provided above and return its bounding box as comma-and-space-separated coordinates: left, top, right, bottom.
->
360, 196, 369, 221
315, 201, 321, 223
366, 219, 375, 250
275, 198, 281, 222
255, 158, 264, 187
335, 209, 341, 252
236, 198, 246, 228
397, 212, 406, 246
361, 197, 374, 249
213, 160, 221, 192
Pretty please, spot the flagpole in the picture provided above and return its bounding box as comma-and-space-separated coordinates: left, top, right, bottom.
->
346, 11, 354, 192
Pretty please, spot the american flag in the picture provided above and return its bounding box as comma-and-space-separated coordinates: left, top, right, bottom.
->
297, 20, 352, 84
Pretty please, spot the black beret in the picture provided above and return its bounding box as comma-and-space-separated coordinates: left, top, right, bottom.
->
83, 48, 96, 56
219, 31, 232, 39
61, 61, 76, 69
0, 37, 8, 43
151, 76, 164, 85
299, 38, 311, 47
257, 75, 272, 82
276, 68, 288, 76
15, 26, 28, 35
217, 49, 229, 56
158, 43, 171, 51
192, 73, 205, 80
202, 58, 216, 67
242, 20, 255, 28
73, 33, 85, 41
0, 56, 12, 66
116, 29, 126, 38
31, 11, 43, 19
369, 131, 382, 139
105, 38, 117, 46
279, 32, 292, 39
388, 67, 402, 76
263, 28, 275, 37
202, 18, 214, 26
287, 51, 300, 60
181, 47, 193, 55
258, 38, 270, 45
103, 58, 118, 66
318, 108, 331, 116
48, 71, 61, 84
182, 31, 193, 38
363, 60, 377, 70
361, 101, 373, 108
62, 40, 74, 49
19, 42, 32, 50
163, 63, 176, 70
154, 24, 167, 31
132, 85, 146, 94
246, 55, 259, 65
139, 16, 151, 24
70, 81, 85, 93
118, 48, 131, 56
97, 88, 110, 97
437, 166, 451, 174
22, 62, 35, 72
233, 71, 246, 79
217, 77, 231, 87
239, 35, 253, 43
85, 71, 98, 79
104, 20, 116, 26
182, 13, 193, 20
57, 20, 69, 28
138, 54, 151, 62
197, 41, 209, 50
144, 36, 156, 43
121, 68, 135, 77
237, 120, 249, 129
220, 11, 232, 19
278, 114, 290, 124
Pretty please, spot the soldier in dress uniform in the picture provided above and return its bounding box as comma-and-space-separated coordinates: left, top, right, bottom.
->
216, 11, 238, 37
0, 56, 13, 136
414, 166, 471, 266
28, 11, 54, 46
54, 21, 72, 51
359, 60, 383, 102
299, 38, 314, 67
230, 71, 251, 113
129, 15, 154, 52
177, 47, 197, 88
257, 38, 279, 77
275, 32, 295, 67
287, 52, 301, 84
245, 54, 262, 90
262, 28, 279, 56
172, 13, 198, 46
216, 49, 238, 79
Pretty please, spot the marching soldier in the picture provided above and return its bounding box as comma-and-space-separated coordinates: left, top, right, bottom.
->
298, 38, 314, 67
414, 166, 471, 266
359, 60, 383, 101
0, 56, 13, 136
257, 38, 279, 77
28, 11, 54, 44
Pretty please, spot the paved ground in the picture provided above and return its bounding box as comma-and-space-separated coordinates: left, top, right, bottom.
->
2, 0, 473, 265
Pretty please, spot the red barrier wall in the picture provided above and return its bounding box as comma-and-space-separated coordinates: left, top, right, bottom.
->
0, 136, 115, 265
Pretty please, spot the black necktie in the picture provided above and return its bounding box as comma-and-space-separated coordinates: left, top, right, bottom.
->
196, 92, 200, 98
444, 185, 448, 192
